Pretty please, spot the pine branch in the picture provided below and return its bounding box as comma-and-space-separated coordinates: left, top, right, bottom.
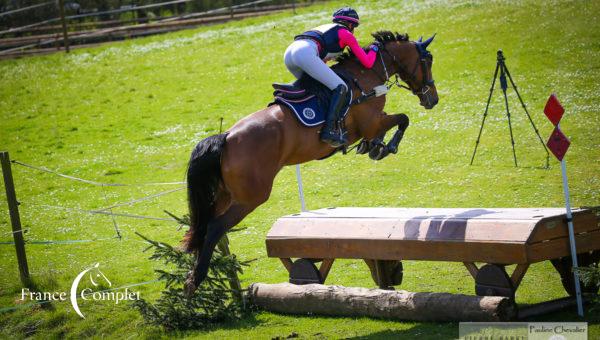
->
132, 232, 248, 330
574, 263, 600, 312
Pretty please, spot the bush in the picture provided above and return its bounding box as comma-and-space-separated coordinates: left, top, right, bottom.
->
575, 263, 600, 312
132, 230, 250, 330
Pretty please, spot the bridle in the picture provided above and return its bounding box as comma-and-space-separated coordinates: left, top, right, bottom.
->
377, 41, 434, 96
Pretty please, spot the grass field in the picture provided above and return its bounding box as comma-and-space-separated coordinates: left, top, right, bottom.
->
1, 0, 599, 338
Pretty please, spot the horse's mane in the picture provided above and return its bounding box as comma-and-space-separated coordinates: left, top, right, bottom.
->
336, 31, 410, 64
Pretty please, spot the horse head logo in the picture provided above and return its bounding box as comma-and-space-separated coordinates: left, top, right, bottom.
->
70, 263, 111, 318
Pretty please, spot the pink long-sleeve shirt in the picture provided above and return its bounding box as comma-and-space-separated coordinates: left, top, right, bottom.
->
296, 24, 377, 68
336, 29, 377, 68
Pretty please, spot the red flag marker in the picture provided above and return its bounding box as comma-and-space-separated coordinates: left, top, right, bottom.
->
544, 93, 564, 126
543, 95, 584, 316
546, 127, 570, 161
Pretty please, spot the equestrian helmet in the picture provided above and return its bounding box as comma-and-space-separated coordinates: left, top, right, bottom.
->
332, 7, 360, 27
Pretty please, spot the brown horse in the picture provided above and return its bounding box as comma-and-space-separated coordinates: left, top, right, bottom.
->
183, 31, 438, 294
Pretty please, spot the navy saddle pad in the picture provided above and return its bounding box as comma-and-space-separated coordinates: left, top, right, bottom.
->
270, 72, 353, 127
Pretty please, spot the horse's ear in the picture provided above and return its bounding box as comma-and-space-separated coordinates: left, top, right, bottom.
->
422, 33, 436, 48
418, 36, 423, 42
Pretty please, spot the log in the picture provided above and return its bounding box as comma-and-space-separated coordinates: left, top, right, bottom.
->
247, 283, 516, 322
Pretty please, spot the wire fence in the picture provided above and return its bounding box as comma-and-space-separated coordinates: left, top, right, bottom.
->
4, 159, 181, 239
2, 159, 185, 242
0, 155, 188, 314
12, 160, 185, 186
29, 202, 177, 221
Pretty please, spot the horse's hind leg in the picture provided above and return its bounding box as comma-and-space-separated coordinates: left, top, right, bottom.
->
184, 203, 255, 296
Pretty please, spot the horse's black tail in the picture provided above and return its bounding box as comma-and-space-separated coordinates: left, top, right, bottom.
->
183, 133, 228, 253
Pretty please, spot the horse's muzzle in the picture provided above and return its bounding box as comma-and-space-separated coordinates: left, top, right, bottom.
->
420, 94, 438, 109
419, 86, 438, 109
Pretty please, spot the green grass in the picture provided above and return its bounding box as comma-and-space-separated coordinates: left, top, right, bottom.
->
1, 0, 599, 338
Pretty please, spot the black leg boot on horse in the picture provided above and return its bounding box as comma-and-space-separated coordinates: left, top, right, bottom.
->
386, 113, 410, 154
320, 84, 349, 147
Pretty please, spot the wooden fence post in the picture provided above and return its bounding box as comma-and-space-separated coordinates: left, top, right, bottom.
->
0, 151, 30, 287
57, 0, 70, 53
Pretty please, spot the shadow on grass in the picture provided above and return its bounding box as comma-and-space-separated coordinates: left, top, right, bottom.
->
518, 303, 600, 324
0, 275, 62, 314
3, 274, 59, 295
140, 311, 263, 338
344, 322, 457, 340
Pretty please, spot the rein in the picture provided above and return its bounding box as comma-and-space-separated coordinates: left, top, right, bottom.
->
380, 43, 434, 96
351, 42, 433, 105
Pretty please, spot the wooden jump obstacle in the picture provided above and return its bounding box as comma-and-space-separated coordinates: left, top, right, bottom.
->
260, 207, 600, 319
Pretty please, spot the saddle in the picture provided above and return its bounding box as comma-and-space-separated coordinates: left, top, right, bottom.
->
270, 70, 354, 127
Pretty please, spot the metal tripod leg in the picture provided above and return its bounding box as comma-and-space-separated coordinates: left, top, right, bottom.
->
470, 61, 500, 165
500, 63, 518, 167
471, 50, 549, 168
503, 65, 551, 168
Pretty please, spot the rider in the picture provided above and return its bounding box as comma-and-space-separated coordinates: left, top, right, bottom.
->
284, 7, 380, 147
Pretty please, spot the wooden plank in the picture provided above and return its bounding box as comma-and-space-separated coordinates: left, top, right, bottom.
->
267, 207, 600, 265
510, 263, 529, 289
283, 207, 575, 220
268, 217, 536, 243
280, 258, 293, 273
266, 238, 528, 264
526, 229, 600, 263
319, 259, 334, 282
463, 262, 479, 279
527, 211, 599, 243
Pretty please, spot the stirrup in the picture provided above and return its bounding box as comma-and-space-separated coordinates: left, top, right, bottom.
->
320, 128, 347, 147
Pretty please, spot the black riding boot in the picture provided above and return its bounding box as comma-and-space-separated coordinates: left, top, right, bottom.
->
320, 85, 349, 147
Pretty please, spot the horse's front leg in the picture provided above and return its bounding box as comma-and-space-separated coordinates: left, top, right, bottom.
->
385, 113, 409, 154
358, 112, 409, 160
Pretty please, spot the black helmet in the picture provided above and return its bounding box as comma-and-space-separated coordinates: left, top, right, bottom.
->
332, 7, 360, 27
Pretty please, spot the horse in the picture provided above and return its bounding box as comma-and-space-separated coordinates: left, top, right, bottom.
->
183, 31, 439, 294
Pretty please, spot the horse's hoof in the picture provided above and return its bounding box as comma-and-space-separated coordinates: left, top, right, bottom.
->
369, 144, 389, 160
184, 277, 197, 298
387, 145, 398, 154
356, 140, 370, 154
